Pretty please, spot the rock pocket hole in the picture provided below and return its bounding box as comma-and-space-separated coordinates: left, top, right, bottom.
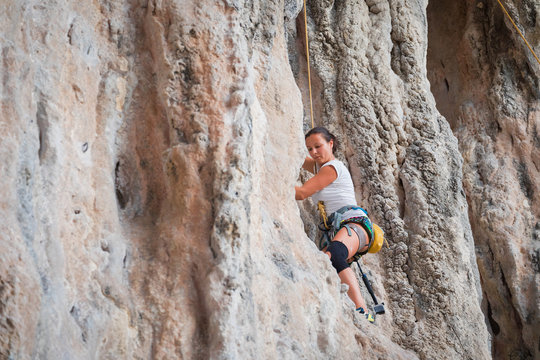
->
486, 298, 500, 335
115, 161, 127, 209
36, 97, 49, 162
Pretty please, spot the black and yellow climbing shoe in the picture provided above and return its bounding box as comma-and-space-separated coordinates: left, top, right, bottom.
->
365, 312, 375, 323
356, 307, 375, 323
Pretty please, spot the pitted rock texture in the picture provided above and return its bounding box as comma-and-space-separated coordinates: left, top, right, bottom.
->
0, 0, 537, 359
1, 0, 416, 359
290, 0, 492, 359
427, 1, 539, 359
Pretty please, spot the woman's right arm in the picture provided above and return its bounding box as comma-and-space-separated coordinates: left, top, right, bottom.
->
295, 165, 337, 200
301, 156, 316, 174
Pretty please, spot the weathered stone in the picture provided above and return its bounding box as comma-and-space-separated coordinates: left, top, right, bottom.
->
427, 1, 540, 359
290, 0, 493, 358
1, 0, 537, 359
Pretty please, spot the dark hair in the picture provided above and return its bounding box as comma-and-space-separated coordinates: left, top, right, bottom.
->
305, 126, 339, 152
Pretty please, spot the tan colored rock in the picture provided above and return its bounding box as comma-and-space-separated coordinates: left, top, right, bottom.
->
1, 0, 536, 359
0, 0, 416, 359
427, 0, 539, 359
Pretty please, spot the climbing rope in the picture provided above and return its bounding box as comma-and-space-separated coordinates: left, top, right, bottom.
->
317, 201, 329, 229
496, 0, 540, 66
303, 0, 315, 129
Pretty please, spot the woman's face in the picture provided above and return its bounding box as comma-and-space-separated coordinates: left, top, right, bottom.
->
306, 133, 334, 165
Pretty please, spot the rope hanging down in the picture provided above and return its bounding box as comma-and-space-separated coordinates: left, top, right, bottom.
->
496, 0, 540, 66
303, 0, 315, 129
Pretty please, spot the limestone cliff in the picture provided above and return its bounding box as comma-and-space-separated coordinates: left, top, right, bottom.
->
426, 1, 539, 358
0, 0, 537, 359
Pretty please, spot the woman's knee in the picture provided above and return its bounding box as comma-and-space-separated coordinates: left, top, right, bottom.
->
326, 241, 350, 273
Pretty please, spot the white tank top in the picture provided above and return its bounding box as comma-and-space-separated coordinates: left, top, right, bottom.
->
312, 159, 357, 215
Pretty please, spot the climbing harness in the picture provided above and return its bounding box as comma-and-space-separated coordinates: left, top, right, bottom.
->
317, 202, 386, 264
496, 0, 540, 66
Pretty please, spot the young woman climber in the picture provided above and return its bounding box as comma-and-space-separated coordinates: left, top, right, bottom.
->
295, 126, 375, 323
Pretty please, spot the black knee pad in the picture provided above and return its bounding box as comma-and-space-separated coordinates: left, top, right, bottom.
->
327, 241, 349, 273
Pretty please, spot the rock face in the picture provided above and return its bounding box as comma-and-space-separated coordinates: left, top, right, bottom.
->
291, 1, 492, 359
426, 1, 539, 359
0, 0, 537, 359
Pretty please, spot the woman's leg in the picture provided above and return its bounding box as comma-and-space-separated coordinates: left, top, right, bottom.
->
338, 268, 366, 310
325, 224, 369, 309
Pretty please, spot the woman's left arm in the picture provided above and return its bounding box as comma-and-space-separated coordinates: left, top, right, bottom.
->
295, 165, 337, 200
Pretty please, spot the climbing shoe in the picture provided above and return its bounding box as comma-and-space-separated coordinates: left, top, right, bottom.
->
364, 312, 375, 323
356, 307, 375, 323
